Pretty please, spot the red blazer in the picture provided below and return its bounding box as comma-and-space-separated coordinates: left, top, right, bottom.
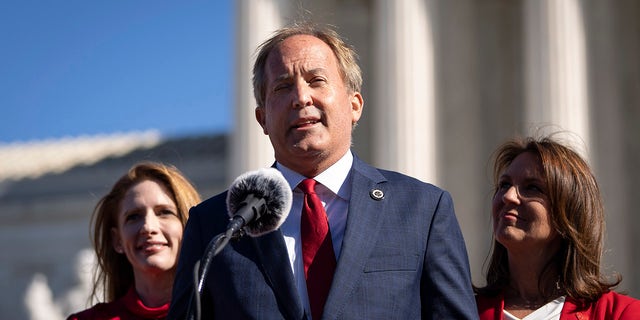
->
477, 291, 640, 320
66, 287, 168, 320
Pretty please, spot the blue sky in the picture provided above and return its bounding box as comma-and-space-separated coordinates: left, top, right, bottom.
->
0, 1, 233, 143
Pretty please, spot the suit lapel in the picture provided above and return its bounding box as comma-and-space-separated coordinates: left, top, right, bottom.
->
323, 156, 388, 318
252, 230, 306, 320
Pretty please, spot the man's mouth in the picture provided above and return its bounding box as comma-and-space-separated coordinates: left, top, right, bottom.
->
293, 119, 320, 128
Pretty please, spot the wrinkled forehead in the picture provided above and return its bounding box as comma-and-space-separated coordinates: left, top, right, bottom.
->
265, 35, 337, 76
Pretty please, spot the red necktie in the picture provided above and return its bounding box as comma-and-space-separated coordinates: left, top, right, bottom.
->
300, 179, 336, 320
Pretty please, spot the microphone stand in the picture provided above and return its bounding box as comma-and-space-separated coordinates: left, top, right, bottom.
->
185, 196, 266, 320
185, 228, 239, 320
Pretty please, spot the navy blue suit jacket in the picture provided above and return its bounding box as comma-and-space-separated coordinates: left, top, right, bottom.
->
169, 155, 478, 319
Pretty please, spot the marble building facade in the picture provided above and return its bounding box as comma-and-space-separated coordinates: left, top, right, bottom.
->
2, 0, 638, 318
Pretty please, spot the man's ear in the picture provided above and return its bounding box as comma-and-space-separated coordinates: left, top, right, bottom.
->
350, 92, 364, 124
255, 106, 268, 135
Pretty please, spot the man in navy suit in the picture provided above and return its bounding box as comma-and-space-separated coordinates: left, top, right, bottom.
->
169, 22, 478, 319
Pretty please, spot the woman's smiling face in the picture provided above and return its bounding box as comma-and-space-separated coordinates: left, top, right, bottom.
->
492, 152, 560, 253
112, 179, 183, 277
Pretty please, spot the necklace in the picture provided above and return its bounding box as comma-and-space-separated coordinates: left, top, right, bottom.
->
505, 296, 548, 310
504, 279, 563, 310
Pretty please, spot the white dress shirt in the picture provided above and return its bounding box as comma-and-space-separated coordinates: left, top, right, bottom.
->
503, 296, 566, 320
277, 150, 353, 316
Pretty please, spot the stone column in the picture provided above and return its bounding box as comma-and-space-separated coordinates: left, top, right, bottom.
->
524, 0, 590, 155
582, 0, 636, 295
231, 0, 284, 181
524, 0, 634, 293
372, 0, 437, 184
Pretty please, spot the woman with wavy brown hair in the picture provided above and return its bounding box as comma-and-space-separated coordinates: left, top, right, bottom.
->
475, 136, 639, 319
67, 161, 201, 320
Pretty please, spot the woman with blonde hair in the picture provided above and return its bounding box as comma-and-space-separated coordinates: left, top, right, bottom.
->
67, 161, 201, 320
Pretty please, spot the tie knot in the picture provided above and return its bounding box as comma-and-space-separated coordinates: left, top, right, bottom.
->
299, 178, 317, 195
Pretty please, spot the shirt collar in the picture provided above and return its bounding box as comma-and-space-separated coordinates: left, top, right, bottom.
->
276, 150, 353, 198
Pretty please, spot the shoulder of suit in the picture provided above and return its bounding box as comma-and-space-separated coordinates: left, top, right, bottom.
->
374, 168, 443, 191
190, 190, 228, 217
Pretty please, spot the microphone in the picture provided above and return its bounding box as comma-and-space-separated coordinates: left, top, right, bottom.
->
225, 167, 292, 237
189, 169, 292, 320
189, 168, 293, 320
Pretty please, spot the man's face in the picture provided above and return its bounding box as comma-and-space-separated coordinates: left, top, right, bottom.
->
255, 34, 363, 176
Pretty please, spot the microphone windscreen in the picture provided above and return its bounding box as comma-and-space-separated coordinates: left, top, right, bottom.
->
225, 168, 292, 237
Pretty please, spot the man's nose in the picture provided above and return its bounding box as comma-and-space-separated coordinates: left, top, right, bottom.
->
292, 82, 312, 109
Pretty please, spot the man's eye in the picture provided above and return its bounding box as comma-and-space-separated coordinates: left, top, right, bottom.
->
309, 77, 326, 86
273, 83, 290, 91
